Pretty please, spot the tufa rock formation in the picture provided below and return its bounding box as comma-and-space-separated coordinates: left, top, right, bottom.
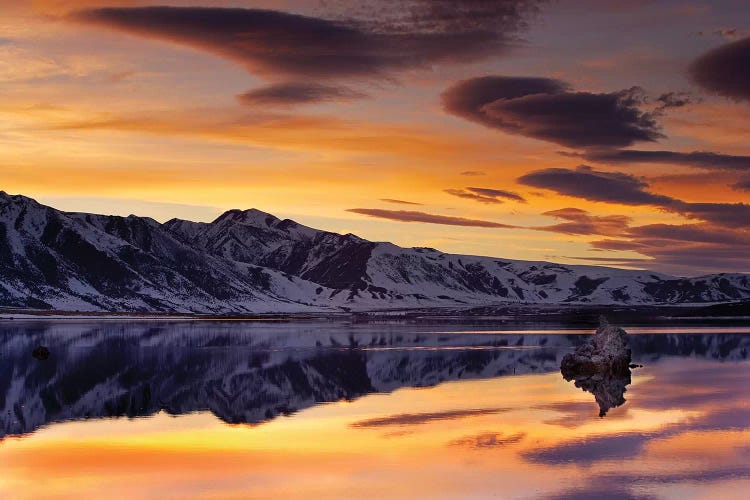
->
560, 317, 633, 416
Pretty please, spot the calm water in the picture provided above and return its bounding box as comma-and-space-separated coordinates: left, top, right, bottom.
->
1, 321, 749, 499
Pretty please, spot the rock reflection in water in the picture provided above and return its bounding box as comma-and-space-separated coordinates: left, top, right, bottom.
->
561, 365, 631, 417
560, 319, 633, 417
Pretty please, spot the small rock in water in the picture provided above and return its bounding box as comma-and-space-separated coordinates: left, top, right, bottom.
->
560, 317, 633, 417
32, 346, 50, 361
561, 316, 631, 376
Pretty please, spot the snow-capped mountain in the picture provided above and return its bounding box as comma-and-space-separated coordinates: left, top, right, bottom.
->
1, 190, 749, 312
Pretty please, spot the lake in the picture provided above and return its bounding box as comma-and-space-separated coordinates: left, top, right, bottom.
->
1, 321, 749, 499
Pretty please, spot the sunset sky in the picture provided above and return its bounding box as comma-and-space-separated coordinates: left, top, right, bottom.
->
2, 0, 750, 276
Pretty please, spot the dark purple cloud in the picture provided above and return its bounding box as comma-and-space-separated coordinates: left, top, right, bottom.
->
74, 7, 391, 79
590, 223, 750, 274
238, 82, 366, 106
460, 170, 486, 176
629, 223, 750, 246
441, 75, 569, 127
517, 166, 675, 206
445, 189, 504, 204
536, 208, 631, 236
74, 5, 538, 82
578, 149, 750, 172
733, 176, 750, 191
655, 91, 696, 111
445, 186, 526, 204
517, 165, 750, 230
690, 36, 750, 101
328, 0, 546, 35
677, 202, 750, 228
347, 208, 517, 228
442, 77, 663, 148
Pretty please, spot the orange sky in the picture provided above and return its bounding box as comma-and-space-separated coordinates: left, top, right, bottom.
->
1, 0, 749, 275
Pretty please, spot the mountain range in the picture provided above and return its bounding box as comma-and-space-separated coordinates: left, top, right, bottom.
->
1, 190, 749, 313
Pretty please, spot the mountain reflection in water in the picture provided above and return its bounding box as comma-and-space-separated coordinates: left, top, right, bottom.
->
1, 321, 749, 499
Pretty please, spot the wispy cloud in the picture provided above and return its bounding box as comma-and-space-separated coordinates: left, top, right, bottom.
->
347, 208, 517, 228
690, 35, 750, 101
445, 187, 526, 204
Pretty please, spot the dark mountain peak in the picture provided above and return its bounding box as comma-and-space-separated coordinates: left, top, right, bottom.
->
0, 190, 38, 206
213, 208, 280, 227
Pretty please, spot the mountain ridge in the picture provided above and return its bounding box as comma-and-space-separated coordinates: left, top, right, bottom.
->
1, 190, 749, 312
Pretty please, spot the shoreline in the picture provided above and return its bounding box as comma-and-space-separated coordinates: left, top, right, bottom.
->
2, 300, 750, 325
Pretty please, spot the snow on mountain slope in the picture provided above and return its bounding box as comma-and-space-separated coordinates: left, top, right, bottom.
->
168, 204, 750, 309
2, 190, 750, 312
0, 192, 333, 312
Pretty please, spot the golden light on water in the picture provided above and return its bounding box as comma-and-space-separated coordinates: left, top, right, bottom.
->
3, 357, 748, 499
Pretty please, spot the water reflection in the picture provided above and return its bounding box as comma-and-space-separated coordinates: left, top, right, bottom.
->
561, 365, 631, 417
0, 322, 749, 498
1, 322, 748, 439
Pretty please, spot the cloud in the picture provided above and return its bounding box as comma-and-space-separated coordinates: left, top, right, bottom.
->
442, 76, 664, 148
536, 208, 631, 236
677, 202, 750, 228
628, 223, 750, 246
74, 5, 540, 83
379, 198, 423, 206
689, 35, 750, 101
325, 0, 546, 35
441, 75, 569, 126
350, 407, 508, 428
733, 176, 750, 191
445, 189, 503, 204
578, 149, 750, 172
590, 223, 750, 274
346, 208, 517, 228
466, 187, 526, 203
654, 91, 698, 111
460, 170, 486, 176
74, 7, 385, 79
518, 165, 750, 230
517, 166, 675, 206
238, 82, 367, 106
445, 186, 526, 204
